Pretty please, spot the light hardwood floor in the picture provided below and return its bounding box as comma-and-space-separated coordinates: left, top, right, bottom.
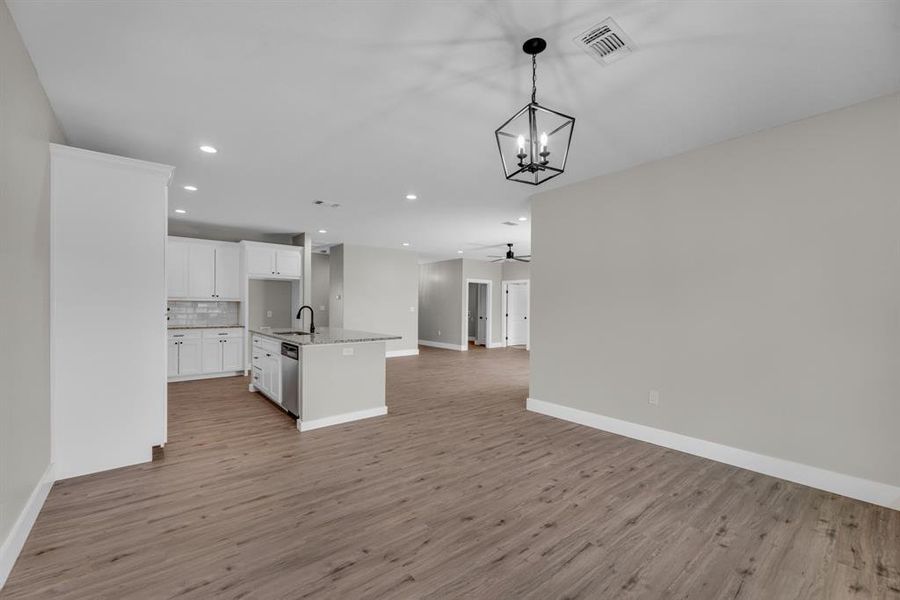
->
3, 346, 899, 599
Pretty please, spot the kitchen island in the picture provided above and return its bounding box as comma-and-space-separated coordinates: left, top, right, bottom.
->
249, 327, 400, 431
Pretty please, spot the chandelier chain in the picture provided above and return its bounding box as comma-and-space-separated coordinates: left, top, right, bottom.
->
531, 54, 537, 104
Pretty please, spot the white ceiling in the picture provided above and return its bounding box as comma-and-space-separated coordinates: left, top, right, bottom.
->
9, 0, 900, 262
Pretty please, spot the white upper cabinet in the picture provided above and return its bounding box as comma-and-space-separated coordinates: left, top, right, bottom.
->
214, 245, 240, 300
187, 244, 216, 299
243, 242, 303, 279
276, 250, 302, 277
246, 245, 276, 277
167, 237, 241, 300
166, 241, 189, 298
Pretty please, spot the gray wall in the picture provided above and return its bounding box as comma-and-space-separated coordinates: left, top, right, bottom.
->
501, 261, 530, 281
462, 259, 503, 346
328, 244, 344, 328
418, 259, 463, 346
311, 253, 330, 327
332, 244, 418, 353
247, 279, 293, 330
0, 0, 65, 551
531, 93, 900, 487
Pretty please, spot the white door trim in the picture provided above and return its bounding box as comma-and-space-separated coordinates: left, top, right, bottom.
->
463, 279, 493, 351
501, 279, 530, 350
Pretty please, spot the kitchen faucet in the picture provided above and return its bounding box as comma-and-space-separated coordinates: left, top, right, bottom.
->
296, 305, 316, 334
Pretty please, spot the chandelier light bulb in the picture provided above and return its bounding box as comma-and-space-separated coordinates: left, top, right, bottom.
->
517, 135, 525, 152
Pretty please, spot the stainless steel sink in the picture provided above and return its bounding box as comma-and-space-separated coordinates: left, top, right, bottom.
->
273, 331, 311, 335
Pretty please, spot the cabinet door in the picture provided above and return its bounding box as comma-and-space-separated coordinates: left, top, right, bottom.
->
214, 245, 240, 300
246, 246, 275, 276
221, 337, 243, 371
178, 337, 203, 375
276, 250, 302, 277
188, 244, 216, 299
201, 338, 223, 373
167, 339, 180, 377
166, 241, 190, 298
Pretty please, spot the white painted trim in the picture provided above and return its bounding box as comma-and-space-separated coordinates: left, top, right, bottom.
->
0, 464, 55, 589
526, 398, 900, 510
386, 349, 419, 358
418, 340, 466, 351
299, 406, 388, 432
464, 278, 493, 351
49, 143, 174, 180
167, 371, 244, 383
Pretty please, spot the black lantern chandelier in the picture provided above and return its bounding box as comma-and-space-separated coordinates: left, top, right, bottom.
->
495, 37, 575, 186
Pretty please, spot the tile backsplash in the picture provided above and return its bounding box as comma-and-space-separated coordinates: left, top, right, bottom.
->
167, 301, 240, 327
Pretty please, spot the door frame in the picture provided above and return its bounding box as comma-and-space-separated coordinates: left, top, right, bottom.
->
501, 279, 530, 350
463, 279, 492, 351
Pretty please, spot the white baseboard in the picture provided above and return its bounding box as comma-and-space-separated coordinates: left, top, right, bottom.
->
299, 406, 388, 432
418, 340, 466, 351
526, 398, 900, 510
168, 371, 243, 383
386, 349, 419, 358
0, 463, 55, 589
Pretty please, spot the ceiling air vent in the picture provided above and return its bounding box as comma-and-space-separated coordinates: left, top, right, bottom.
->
573, 18, 636, 65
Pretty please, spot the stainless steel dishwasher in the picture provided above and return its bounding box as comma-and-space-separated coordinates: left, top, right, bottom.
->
280, 342, 300, 417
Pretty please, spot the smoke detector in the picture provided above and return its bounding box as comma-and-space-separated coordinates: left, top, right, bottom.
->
573, 18, 636, 65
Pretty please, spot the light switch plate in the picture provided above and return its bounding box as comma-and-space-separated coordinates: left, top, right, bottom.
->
649, 390, 660, 406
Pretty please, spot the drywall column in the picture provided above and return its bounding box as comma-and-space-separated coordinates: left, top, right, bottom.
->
50, 145, 173, 480
291, 232, 313, 330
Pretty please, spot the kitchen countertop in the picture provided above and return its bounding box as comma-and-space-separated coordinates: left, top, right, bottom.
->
250, 327, 401, 346
167, 325, 243, 330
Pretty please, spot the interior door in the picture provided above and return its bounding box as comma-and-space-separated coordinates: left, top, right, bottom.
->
214, 246, 240, 300
475, 284, 487, 346
506, 282, 529, 346
187, 244, 216, 299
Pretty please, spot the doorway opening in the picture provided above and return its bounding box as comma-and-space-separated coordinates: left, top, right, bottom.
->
465, 279, 492, 349
502, 280, 529, 349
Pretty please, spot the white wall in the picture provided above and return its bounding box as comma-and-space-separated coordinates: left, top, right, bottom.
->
247, 279, 293, 330
0, 1, 65, 584
530, 94, 900, 501
331, 244, 418, 353
51, 145, 172, 480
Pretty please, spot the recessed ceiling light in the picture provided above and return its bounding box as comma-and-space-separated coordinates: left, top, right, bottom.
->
401, 242, 410, 247
518, 216, 528, 221
183, 185, 198, 191
199, 145, 217, 154
174, 209, 187, 214
405, 194, 417, 201
317, 229, 327, 234
457, 250, 463, 254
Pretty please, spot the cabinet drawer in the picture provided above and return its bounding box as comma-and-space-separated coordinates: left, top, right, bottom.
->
202, 328, 243, 340
252, 336, 280, 354
168, 330, 202, 340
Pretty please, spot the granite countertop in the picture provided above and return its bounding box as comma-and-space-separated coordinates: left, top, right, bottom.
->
250, 327, 400, 346
167, 325, 243, 330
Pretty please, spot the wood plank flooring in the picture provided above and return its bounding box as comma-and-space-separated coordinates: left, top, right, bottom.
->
3, 346, 899, 599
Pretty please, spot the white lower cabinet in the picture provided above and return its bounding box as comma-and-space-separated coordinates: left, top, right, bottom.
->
251, 335, 282, 404
169, 329, 243, 379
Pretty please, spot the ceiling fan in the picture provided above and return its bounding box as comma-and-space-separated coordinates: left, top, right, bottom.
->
489, 243, 531, 263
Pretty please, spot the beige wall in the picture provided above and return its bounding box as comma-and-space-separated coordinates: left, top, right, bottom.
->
311, 253, 330, 327
332, 244, 418, 353
247, 279, 293, 330
531, 94, 900, 487
0, 0, 65, 551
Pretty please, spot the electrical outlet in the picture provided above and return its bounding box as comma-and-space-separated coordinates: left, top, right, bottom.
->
266, 310, 273, 318
437, 329, 441, 336
409, 306, 416, 312
648, 390, 660, 406
342, 347, 354, 356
